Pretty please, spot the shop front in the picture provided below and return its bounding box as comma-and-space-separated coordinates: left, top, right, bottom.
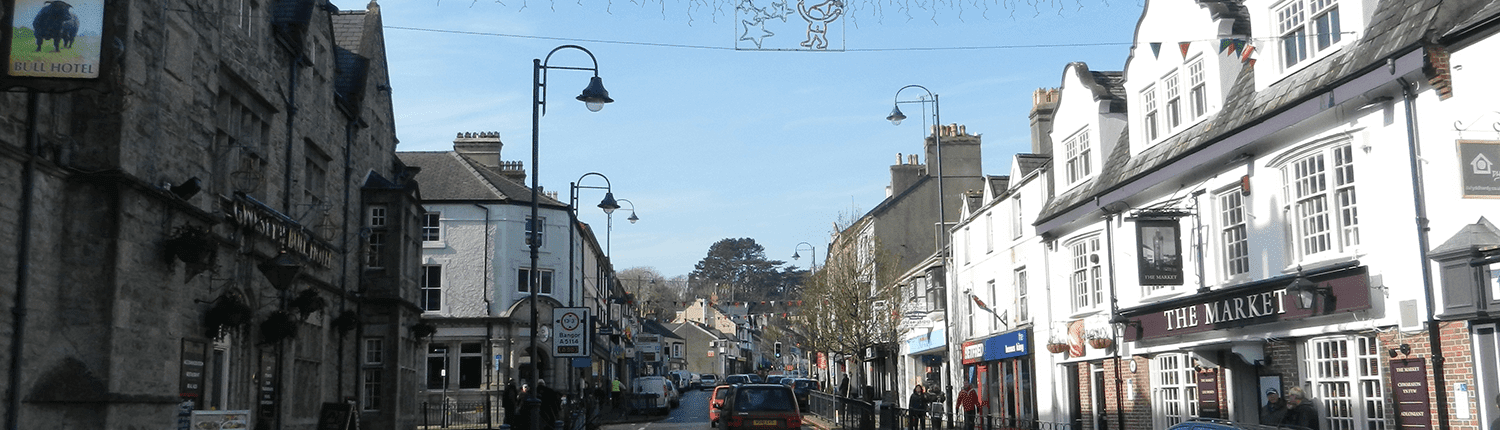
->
979, 329, 1034, 430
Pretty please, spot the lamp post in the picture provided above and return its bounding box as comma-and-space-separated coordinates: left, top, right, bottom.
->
792, 242, 816, 270
887, 85, 946, 258
569, 172, 619, 308
529, 44, 613, 430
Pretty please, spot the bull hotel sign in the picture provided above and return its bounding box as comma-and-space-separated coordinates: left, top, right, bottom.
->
1119, 265, 1372, 342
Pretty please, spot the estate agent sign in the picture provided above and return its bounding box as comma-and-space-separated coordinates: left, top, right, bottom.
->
1459, 140, 1500, 198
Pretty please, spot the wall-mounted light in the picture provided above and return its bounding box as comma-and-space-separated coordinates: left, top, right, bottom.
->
1286, 274, 1330, 310
169, 177, 202, 200
257, 250, 303, 290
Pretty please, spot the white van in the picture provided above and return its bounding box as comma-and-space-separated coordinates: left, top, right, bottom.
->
667, 370, 701, 391
630, 376, 680, 415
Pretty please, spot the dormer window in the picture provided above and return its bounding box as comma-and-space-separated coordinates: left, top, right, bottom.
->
1188, 59, 1207, 118
1277, 0, 1342, 69
1064, 128, 1092, 184
1141, 86, 1159, 141
1164, 71, 1182, 129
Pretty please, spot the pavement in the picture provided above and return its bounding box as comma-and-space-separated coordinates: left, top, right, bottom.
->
593, 405, 834, 430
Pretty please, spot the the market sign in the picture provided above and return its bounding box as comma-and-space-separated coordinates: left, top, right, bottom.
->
1119, 265, 1371, 341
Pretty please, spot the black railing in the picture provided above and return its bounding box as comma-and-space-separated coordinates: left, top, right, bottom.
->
420, 400, 500, 429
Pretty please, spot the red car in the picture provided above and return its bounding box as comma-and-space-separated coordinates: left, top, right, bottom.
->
718, 384, 802, 430
710, 385, 732, 427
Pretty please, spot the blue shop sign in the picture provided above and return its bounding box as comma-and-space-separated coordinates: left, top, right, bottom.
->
982, 328, 1030, 361
905, 328, 947, 354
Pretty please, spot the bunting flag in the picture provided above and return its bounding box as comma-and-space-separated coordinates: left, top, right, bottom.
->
1241, 45, 1256, 63
1219, 39, 1235, 55
1247, 58, 1257, 68
1234, 39, 1248, 57
1179, 42, 1192, 59
1150, 42, 1162, 59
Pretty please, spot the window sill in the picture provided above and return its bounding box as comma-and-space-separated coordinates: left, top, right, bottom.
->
1067, 308, 1104, 320
423, 241, 446, 249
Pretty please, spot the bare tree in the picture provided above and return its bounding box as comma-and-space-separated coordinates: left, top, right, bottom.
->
791, 234, 905, 378
618, 267, 686, 322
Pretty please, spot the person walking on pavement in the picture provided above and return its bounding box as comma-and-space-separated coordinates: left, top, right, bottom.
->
909, 385, 931, 430
957, 382, 983, 430
611, 377, 624, 409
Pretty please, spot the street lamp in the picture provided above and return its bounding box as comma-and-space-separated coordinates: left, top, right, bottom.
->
792, 242, 816, 270
888, 85, 946, 259
569, 172, 619, 307
617, 199, 638, 224
528, 44, 613, 430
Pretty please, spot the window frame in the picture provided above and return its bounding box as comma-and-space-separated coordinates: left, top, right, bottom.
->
1164, 70, 1182, 129
422, 212, 442, 243
1279, 141, 1358, 264
1305, 335, 1387, 430
526, 216, 545, 247
1068, 235, 1104, 312
1188, 59, 1207, 119
1063, 128, 1092, 185
1276, 0, 1343, 70
421, 265, 442, 312
1217, 188, 1251, 280
1014, 268, 1028, 322
1152, 353, 1199, 428
1141, 85, 1160, 141
518, 267, 555, 295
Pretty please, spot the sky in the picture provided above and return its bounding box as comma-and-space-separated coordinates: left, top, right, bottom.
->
381, 0, 1146, 278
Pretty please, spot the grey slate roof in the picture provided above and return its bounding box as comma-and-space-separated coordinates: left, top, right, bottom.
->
1015, 154, 1050, 177
1037, 0, 1475, 225
643, 319, 685, 340
986, 176, 1011, 198
396, 151, 565, 206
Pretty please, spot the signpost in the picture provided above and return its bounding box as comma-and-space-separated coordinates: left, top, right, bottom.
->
554, 307, 589, 357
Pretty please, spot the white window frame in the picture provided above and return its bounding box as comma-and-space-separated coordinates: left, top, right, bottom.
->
1306, 335, 1386, 430
985, 213, 994, 253
1069, 235, 1103, 311
518, 267, 555, 295
964, 227, 972, 264
1011, 196, 1023, 240
364, 338, 384, 365
422, 212, 441, 243
526, 216, 545, 247
1276, 0, 1343, 70
1152, 353, 1199, 429
361, 369, 382, 411
421, 265, 442, 312
1142, 85, 1159, 141
1280, 141, 1358, 263
1164, 70, 1182, 130
1188, 59, 1207, 119
1064, 128, 1092, 185
368, 206, 387, 228
1218, 188, 1250, 280
1014, 268, 1028, 322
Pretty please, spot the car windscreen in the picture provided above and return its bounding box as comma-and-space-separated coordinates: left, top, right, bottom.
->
793, 380, 813, 389
734, 388, 796, 412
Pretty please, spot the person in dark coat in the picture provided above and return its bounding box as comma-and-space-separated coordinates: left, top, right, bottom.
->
908, 385, 931, 430
1260, 389, 1286, 424
1281, 387, 1319, 430
840, 377, 851, 398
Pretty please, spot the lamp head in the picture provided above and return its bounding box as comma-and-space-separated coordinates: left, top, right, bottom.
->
792, 251, 801, 260
598, 192, 621, 214
1288, 277, 1319, 310
627, 211, 639, 224
577, 76, 613, 112
887, 105, 907, 125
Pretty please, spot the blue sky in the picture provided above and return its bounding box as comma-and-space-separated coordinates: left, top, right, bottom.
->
382, 0, 1145, 277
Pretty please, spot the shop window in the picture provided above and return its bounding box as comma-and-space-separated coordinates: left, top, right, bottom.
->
426, 344, 448, 390
458, 343, 483, 389
1307, 335, 1386, 430
1152, 353, 1198, 428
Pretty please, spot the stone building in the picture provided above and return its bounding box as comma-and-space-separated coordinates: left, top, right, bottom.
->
0, 1, 424, 429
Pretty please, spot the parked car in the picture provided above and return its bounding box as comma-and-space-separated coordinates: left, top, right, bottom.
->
710, 385, 732, 427
783, 378, 819, 409
717, 383, 802, 430
667, 370, 701, 391
765, 375, 786, 385
700, 373, 721, 388
630, 376, 681, 415
1167, 418, 1311, 430
725, 374, 763, 385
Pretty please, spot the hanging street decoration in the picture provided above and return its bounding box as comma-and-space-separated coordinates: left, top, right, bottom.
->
736, 0, 845, 51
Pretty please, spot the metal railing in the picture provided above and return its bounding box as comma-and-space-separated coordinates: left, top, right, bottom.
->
420, 399, 501, 429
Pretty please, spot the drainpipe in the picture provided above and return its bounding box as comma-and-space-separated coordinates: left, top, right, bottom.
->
476, 204, 494, 392
6, 89, 40, 430
1103, 211, 1124, 430
1398, 77, 1448, 430
336, 115, 360, 397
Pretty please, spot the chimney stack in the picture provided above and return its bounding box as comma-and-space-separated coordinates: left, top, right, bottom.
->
1030, 88, 1060, 155
453, 131, 527, 182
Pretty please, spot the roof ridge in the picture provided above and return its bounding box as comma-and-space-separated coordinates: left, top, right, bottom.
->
448, 152, 509, 200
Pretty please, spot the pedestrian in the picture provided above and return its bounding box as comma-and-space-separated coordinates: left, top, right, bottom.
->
1260, 388, 1286, 424
611, 377, 624, 409
840, 377, 851, 398
957, 382, 982, 430
1281, 387, 1319, 430
909, 385, 930, 430
1490, 394, 1500, 430
503, 379, 519, 424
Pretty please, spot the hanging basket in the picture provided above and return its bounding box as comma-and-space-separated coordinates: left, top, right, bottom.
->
412, 322, 437, 339
260, 311, 299, 344
1088, 337, 1114, 349
290, 289, 327, 319
165, 226, 217, 266
204, 293, 252, 339
1046, 343, 1069, 354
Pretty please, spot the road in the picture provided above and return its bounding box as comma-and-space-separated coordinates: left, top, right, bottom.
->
604, 387, 713, 430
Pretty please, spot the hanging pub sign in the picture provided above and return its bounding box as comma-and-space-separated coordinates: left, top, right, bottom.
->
1137, 219, 1184, 286
4, 0, 105, 79
1458, 140, 1500, 198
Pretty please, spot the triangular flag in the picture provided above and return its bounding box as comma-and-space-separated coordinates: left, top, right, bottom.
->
1150, 42, 1162, 58
1247, 58, 1257, 68
1234, 39, 1248, 57
1241, 45, 1256, 63
1220, 39, 1234, 55
1179, 41, 1192, 59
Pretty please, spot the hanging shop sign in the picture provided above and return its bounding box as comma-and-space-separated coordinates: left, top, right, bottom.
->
1119, 265, 1372, 341
982, 328, 1030, 361
4, 0, 105, 79
179, 339, 207, 404
1458, 140, 1500, 198
222, 195, 335, 267
554, 307, 589, 358
1392, 358, 1432, 430
1136, 219, 1185, 286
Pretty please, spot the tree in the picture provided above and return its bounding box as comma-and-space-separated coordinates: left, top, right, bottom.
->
617, 267, 684, 322
688, 238, 790, 303
791, 234, 905, 380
